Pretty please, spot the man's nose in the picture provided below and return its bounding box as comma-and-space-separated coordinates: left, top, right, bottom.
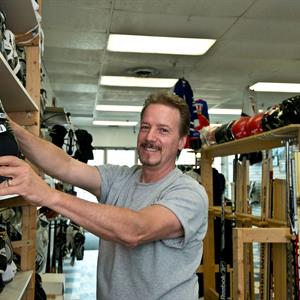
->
145, 128, 157, 141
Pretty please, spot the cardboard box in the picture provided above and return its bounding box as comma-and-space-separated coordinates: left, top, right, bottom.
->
41, 273, 65, 296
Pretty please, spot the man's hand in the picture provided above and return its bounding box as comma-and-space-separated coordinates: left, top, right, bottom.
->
0, 156, 53, 206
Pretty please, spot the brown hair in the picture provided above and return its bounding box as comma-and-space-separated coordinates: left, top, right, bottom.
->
140, 91, 190, 137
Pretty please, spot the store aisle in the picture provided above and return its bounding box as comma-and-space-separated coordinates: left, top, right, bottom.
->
63, 249, 98, 299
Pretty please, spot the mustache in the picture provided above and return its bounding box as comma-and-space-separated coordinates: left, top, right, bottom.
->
140, 142, 161, 150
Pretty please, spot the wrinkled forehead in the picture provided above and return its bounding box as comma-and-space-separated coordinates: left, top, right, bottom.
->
142, 103, 180, 122
140, 104, 181, 133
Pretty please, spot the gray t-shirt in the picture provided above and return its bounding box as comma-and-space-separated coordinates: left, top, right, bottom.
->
96, 165, 208, 300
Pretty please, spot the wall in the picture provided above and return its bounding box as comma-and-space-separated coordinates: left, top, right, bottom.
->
82, 126, 138, 148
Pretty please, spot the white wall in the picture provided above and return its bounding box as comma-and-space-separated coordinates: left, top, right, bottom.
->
82, 126, 138, 148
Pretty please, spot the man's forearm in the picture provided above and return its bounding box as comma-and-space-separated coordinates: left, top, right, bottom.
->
49, 189, 143, 248
11, 122, 74, 180
10, 121, 101, 196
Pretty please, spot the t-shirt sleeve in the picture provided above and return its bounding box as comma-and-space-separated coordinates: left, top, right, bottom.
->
157, 177, 208, 249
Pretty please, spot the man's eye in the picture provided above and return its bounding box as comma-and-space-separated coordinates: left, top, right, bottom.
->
159, 128, 169, 134
140, 125, 149, 131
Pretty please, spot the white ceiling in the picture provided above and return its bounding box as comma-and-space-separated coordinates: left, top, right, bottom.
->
41, 0, 300, 127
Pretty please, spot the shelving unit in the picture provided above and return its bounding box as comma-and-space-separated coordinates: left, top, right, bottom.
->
200, 124, 300, 300
0, 271, 33, 300
0, 1, 40, 299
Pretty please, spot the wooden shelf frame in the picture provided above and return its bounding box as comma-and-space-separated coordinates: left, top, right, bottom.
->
201, 124, 300, 157
200, 125, 300, 300
233, 228, 291, 300
0, 1, 41, 299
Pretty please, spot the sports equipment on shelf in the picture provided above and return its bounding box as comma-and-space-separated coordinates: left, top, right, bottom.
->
0, 100, 20, 183
231, 116, 251, 139
214, 121, 235, 144
285, 140, 300, 299
200, 125, 217, 146
261, 104, 286, 131
0, 10, 7, 60
173, 78, 202, 150
219, 192, 227, 300
281, 95, 300, 125
246, 112, 265, 136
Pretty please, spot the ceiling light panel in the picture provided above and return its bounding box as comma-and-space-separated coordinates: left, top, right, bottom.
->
100, 76, 177, 88
208, 108, 242, 115
250, 82, 300, 93
96, 105, 143, 112
107, 34, 216, 55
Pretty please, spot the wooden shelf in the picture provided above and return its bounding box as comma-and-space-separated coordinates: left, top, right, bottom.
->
201, 124, 300, 157
0, 0, 38, 35
0, 194, 19, 201
0, 195, 30, 208
0, 270, 33, 300
0, 52, 38, 112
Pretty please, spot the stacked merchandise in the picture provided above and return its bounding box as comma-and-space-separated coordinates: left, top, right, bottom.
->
0, 100, 21, 292
0, 10, 26, 87
0, 216, 18, 293
0, 100, 20, 181
48, 121, 94, 163
37, 116, 94, 273
200, 95, 300, 147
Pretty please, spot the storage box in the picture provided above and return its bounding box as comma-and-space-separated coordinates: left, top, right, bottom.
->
41, 273, 65, 296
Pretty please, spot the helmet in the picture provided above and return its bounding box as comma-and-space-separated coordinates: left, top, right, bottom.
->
214, 121, 235, 144
261, 105, 286, 131
280, 95, 300, 125
246, 112, 264, 135
200, 125, 217, 146
231, 116, 251, 139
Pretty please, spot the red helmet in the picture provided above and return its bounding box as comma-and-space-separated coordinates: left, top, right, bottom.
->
246, 112, 265, 135
231, 116, 251, 139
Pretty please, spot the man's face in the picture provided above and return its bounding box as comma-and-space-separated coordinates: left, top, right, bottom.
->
137, 104, 186, 170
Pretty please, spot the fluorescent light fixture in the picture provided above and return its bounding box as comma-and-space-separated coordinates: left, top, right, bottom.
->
208, 108, 242, 115
107, 34, 216, 55
96, 104, 143, 112
100, 76, 177, 88
93, 120, 138, 126
250, 82, 300, 93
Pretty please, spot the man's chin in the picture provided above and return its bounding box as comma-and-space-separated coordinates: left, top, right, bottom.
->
140, 158, 160, 167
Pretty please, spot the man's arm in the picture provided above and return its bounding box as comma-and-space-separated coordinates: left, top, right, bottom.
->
50, 192, 184, 248
0, 156, 183, 248
10, 120, 100, 197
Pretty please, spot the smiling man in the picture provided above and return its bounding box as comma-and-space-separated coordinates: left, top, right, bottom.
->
0, 91, 208, 300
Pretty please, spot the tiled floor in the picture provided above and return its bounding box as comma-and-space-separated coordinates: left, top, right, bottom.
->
63, 249, 98, 300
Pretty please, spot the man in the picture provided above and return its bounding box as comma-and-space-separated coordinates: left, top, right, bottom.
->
0, 91, 208, 299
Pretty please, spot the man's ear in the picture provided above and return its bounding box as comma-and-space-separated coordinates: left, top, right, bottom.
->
178, 135, 187, 150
